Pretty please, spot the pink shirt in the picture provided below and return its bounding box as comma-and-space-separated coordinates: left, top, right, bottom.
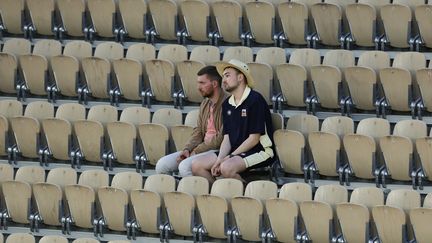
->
204, 105, 217, 144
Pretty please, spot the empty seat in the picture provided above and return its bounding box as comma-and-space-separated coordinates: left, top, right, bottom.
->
147, 0, 179, 43
379, 67, 414, 116
243, 0, 275, 46
64, 184, 97, 233
81, 57, 113, 102
57, 0, 86, 39
179, 0, 210, 44
416, 137, 432, 187
222, 46, 253, 63
86, 0, 117, 40
39, 236, 68, 243
0, 100, 22, 118
51, 55, 81, 100
274, 129, 306, 179
162, 176, 209, 240
144, 59, 175, 105
5, 233, 35, 243
308, 131, 342, 181
275, 63, 308, 110
345, 2, 379, 48
171, 125, 194, 151
321, 116, 354, 138
63, 41, 93, 60
138, 123, 169, 166
42, 117, 72, 162
94, 42, 124, 61
343, 134, 377, 184
177, 60, 206, 103
415, 4, 432, 50
152, 108, 183, 128
119, 107, 151, 125
56, 103, 86, 122
18, 54, 49, 99
248, 62, 273, 105
310, 65, 343, 112
113, 58, 144, 103
380, 3, 413, 49
97, 186, 130, 236
255, 47, 287, 68
344, 66, 378, 113
72, 238, 100, 243
310, 3, 343, 48
32, 39, 62, 60
118, 0, 148, 40
0, 0, 25, 36
32, 182, 63, 230
125, 43, 156, 63
87, 105, 118, 127
0, 164, 13, 210
211, 0, 243, 45
189, 45, 220, 65
277, 1, 309, 46
286, 114, 319, 136
409, 207, 432, 243
73, 120, 105, 168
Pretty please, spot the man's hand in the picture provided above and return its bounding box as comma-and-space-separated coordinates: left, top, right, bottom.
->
211, 156, 229, 177
176, 149, 190, 163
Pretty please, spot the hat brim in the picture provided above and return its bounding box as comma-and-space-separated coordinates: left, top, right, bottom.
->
215, 61, 255, 88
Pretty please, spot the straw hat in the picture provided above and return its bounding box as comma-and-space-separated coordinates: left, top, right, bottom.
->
216, 59, 255, 88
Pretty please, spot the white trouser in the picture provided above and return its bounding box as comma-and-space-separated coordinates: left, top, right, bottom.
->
155, 150, 217, 177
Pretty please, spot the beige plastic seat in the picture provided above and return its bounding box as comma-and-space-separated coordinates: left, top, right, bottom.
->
130, 174, 176, 235
24, 101, 54, 121
179, 0, 210, 43
0, 51, 20, 94
189, 45, 220, 65
111, 171, 142, 193
25, 0, 55, 37
275, 63, 308, 109
73, 120, 105, 168
265, 182, 312, 242
46, 167, 77, 188
274, 129, 306, 177
277, 1, 309, 46
248, 62, 273, 105
322, 50, 355, 69
18, 54, 49, 97
288, 48, 321, 83
107, 121, 142, 170
125, 43, 156, 63
0, 100, 24, 118
57, 0, 86, 39
171, 125, 194, 151
196, 178, 244, 240
310, 65, 343, 110
410, 207, 432, 243
350, 187, 384, 209
286, 114, 319, 136
0, 164, 13, 209
315, 184, 348, 207
416, 137, 432, 186
222, 46, 253, 64
357, 51, 391, 73
336, 203, 371, 243
56, 103, 86, 122
152, 108, 183, 128
211, 0, 243, 44
372, 205, 408, 243
86, 0, 117, 40
0, 115, 9, 157
119, 107, 151, 125
345, 2, 378, 48
147, 0, 178, 42
2, 38, 31, 56
113, 58, 144, 102
393, 119, 427, 141
379, 135, 414, 186
157, 44, 188, 64
308, 131, 342, 179
356, 117, 390, 142
78, 169, 109, 190
177, 60, 205, 103
343, 134, 377, 183
32, 182, 63, 229
81, 57, 112, 101
310, 3, 343, 48
321, 116, 354, 138
5, 233, 35, 243
380, 3, 412, 49
0, 0, 25, 36
244, 0, 275, 45
72, 238, 100, 243
144, 59, 175, 105
63, 41, 93, 60
184, 109, 199, 127
138, 123, 169, 166
94, 42, 124, 61
118, 0, 148, 40
51, 55, 81, 99
98, 186, 130, 235
32, 39, 62, 60
299, 201, 334, 243
2, 166, 45, 228
87, 105, 118, 127
39, 236, 68, 243
42, 118, 72, 162
230, 181, 277, 241
162, 176, 209, 239
415, 4, 432, 50
344, 66, 378, 112
64, 184, 97, 233
255, 47, 286, 68
271, 112, 284, 131
416, 68, 432, 114
107, 241, 130, 243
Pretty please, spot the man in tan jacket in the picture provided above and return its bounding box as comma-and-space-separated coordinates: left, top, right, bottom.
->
155, 66, 227, 177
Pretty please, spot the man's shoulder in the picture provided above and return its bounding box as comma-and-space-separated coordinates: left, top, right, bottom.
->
247, 89, 267, 104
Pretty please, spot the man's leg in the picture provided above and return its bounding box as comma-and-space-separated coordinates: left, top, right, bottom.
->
155, 151, 182, 174
220, 156, 247, 182
178, 150, 217, 177
191, 152, 218, 183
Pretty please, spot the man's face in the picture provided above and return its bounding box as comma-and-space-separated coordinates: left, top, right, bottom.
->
197, 74, 216, 98
222, 68, 241, 93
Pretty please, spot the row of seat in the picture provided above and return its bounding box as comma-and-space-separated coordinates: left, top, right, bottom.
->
6, 37, 432, 118
0, 233, 119, 243
274, 114, 432, 189
3, 168, 430, 243
0, 100, 203, 170
2, 0, 432, 51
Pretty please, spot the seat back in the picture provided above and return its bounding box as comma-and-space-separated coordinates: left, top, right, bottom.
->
33, 39, 62, 59
380, 135, 413, 181
180, 0, 210, 42
393, 119, 427, 141
350, 187, 384, 209
56, 103, 86, 122
178, 176, 209, 196
245, 0, 275, 44
300, 201, 333, 243
314, 184, 348, 206
231, 196, 264, 241
346, 3, 377, 47
356, 118, 390, 142
144, 59, 175, 102
126, 43, 156, 63
94, 42, 124, 61
244, 180, 277, 203
78, 169, 109, 191
46, 167, 77, 188
308, 131, 341, 176
211, 0, 243, 43
82, 57, 111, 99
57, 0, 86, 37
120, 107, 151, 125
51, 55, 80, 97
343, 134, 376, 179
189, 45, 220, 65
32, 182, 63, 226
10, 117, 40, 158
111, 171, 142, 192
416, 137, 432, 180
63, 41, 93, 60
152, 108, 182, 128
311, 3, 342, 46
336, 203, 370, 243
98, 186, 129, 231
148, 0, 178, 41
119, 0, 148, 39
248, 62, 273, 105
321, 116, 354, 138
276, 63, 308, 107
65, 184, 96, 229
39, 235, 68, 243
372, 205, 406, 243
177, 60, 206, 103
74, 120, 104, 163
87, 105, 118, 126
279, 182, 312, 203
25, 101, 54, 121
19, 54, 48, 95
113, 58, 143, 101
42, 118, 72, 161
0, 0, 25, 35
278, 1, 308, 45
158, 44, 188, 64
2, 181, 32, 224
87, 0, 116, 38
286, 114, 319, 136
274, 129, 305, 175
310, 65, 342, 109
5, 233, 35, 243
222, 46, 253, 63
138, 123, 169, 165
381, 4, 412, 48
171, 125, 194, 151
344, 66, 377, 110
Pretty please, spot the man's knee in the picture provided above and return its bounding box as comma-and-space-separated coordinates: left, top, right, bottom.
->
155, 155, 175, 174
178, 161, 192, 177
220, 162, 235, 178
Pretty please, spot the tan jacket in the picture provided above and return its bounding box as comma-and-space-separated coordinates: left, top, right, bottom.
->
184, 89, 227, 154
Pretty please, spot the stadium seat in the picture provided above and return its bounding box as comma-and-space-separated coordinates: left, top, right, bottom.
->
210, 0, 243, 45
275, 63, 308, 111
86, 0, 118, 41
184, 109, 199, 127
64, 184, 97, 234
147, 0, 179, 43
171, 125, 194, 151
144, 59, 176, 107
310, 65, 344, 112
222, 46, 253, 63
18, 54, 49, 100
50, 55, 82, 101
33, 39, 62, 60
409, 207, 432, 243
87, 105, 118, 127
416, 68, 432, 117
32, 181, 63, 230
179, 0, 211, 44
72, 238, 100, 243
350, 186, 384, 209
78, 169, 109, 191
274, 129, 307, 179
125, 43, 156, 63
119, 107, 151, 125
46, 167, 77, 188
189, 45, 220, 65
195, 178, 244, 241
0, 164, 13, 209
344, 66, 378, 114
151, 108, 182, 128
5, 233, 35, 243
0, 115, 9, 158
39, 235, 68, 243
415, 4, 432, 50
177, 60, 206, 104
73, 120, 106, 168
255, 47, 287, 68
56, 0, 86, 40
162, 176, 209, 241
230, 180, 277, 242
56, 103, 86, 122
138, 123, 169, 166
416, 137, 432, 188
113, 58, 144, 104
345, 2, 379, 49
336, 202, 370, 243
2, 166, 45, 230
130, 174, 176, 236
81, 57, 115, 103
63, 41, 93, 60
277, 1, 310, 46
248, 62, 273, 105
310, 2, 343, 48
0, 0, 25, 37
380, 3, 413, 50
286, 114, 319, 136
97, 186, 130, 237
118, 0, 148, 41
243, 0, 275, 46
0, 100, 22, 118
321, 116, 354, 138
94, 42, 124, 61
24, 0, 58, 39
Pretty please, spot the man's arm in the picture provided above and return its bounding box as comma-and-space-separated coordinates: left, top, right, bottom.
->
230, 133, 261, 156
211, 134, 231, 176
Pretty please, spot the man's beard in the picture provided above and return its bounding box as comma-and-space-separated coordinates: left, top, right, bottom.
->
201, 89, 213, 98
224, 83, 239, 93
